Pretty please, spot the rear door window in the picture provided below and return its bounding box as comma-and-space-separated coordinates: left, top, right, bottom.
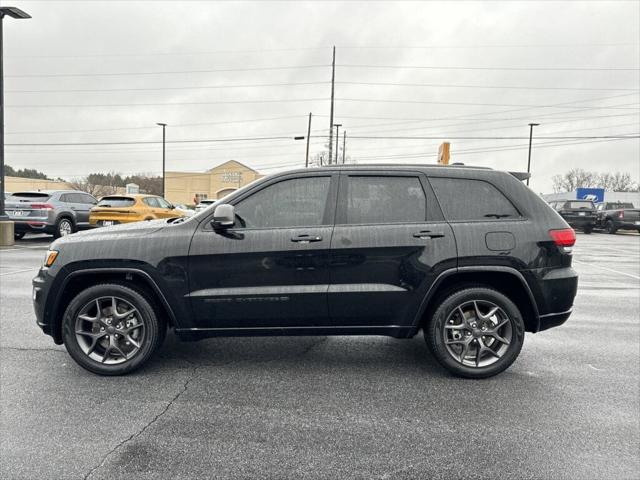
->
143, 197, 161, 208
339, 176, 427, 224
97, 197, 135, 208
430, 177, 520, 221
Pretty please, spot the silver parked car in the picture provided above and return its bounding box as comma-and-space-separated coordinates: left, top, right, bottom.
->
194, 199, 215, 213
5, 190, 98, 239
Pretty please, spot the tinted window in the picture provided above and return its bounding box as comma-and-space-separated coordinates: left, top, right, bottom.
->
235, 177, 331, 228
97, 197, 135, 208
79, 193, 97, 204
342, 176, 426, 224
430, 177, 520, 221
66, 193, 86, 203
565, 201, 594, 209
59, 194, 72, 203
143, 197, 160, 208
12, 192, 51, 200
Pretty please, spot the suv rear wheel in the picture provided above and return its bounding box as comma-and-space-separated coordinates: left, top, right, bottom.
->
605, 220, 617, 235
61, 283, 165, 375
54, 217, 75, 238
425, 287, 525, 379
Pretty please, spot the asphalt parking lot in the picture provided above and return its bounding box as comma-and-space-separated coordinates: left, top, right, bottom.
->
1, 232, 639, 480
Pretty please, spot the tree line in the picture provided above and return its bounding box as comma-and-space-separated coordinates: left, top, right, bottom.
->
5, 165, 162, 197
551, 169, 638, 193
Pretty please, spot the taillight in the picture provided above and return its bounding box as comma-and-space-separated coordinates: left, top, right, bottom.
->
549, 228, 576, 247
30, 203, 54, 210
618, 210, 624, 219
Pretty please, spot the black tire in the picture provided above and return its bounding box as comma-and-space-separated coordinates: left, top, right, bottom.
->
425, 287, 525, 379
61, 283, 166, 375
583, 225, 593, 234
14, 232, 25, 240
605, 220, 617, 235
53, 217, 75, 238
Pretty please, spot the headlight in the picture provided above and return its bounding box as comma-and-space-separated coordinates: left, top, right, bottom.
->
44, 250, 59, 267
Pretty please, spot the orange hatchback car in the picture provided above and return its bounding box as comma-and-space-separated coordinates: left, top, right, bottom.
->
89, 194, 187, 227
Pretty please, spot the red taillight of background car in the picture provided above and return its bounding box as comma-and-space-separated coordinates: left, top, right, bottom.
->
29, 203, 54, 210
549, 228, 576, 247
618, 210, 624, 219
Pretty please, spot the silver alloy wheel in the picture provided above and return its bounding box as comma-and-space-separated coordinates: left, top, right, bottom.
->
443, 300, 512, 368
59, 219, 73, 236
74, 296, 145, 365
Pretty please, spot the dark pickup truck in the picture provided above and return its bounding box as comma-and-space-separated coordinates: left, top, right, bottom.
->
596, 202, 640, 234
549, 199, 597, 234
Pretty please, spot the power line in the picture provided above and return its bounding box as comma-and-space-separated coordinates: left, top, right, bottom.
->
337, 63, 640, 72
337, 98, 639, 110
5, 114, 311, 135
5, 64, 330, 78
7, 133, 638, 147
6, 81, 330, 94
5, 98, 329, 108
338, 81, 639, 92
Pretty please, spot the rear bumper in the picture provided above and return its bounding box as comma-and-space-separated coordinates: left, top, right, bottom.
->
14, 220, 53, 233
564, 218, 596, 229
613, 220, 640, 230
538, 309, 573, 331
528, 266, 578, 332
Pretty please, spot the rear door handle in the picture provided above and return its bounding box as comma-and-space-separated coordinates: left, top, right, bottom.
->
291, 234, 323, 243
413, 231, 445, 239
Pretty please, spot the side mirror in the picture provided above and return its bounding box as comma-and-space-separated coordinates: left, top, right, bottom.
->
211, 204, 235, 229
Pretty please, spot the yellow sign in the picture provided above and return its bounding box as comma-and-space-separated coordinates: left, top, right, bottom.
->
438, 142, 450, 165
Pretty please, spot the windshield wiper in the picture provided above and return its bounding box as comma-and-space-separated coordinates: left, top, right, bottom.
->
484, 214, 511, 219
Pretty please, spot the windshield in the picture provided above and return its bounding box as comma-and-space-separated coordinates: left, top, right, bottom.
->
566, 201, 594, 209
607, 202, 635, 209
97, 197, 135, 208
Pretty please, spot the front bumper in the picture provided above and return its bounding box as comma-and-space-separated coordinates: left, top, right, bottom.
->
32, 267, 60, 342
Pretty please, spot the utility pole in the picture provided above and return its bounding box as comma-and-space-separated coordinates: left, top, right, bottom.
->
0, 7, 31, 246
334, 124, 342, 165
156, 123, 167, 197
328, 46, 335, 164
526, 123, 539, 186
342, 130, 346, 164
305, 112, 312, 168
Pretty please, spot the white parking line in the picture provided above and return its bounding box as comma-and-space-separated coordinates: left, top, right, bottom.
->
573, 260, 640, 280
0, 268, 35, 276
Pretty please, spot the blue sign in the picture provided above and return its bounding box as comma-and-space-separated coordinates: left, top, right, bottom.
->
576, 187, 605, 203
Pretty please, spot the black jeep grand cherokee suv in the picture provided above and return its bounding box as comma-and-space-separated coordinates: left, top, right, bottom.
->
33, 165, 578, 378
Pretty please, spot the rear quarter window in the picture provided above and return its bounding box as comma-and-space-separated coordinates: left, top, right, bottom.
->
96, 197, 135, 208
430, 177, 520, 221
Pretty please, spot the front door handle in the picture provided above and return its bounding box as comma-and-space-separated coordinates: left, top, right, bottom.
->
413, 230, 445, 239
291, 234, 323, 243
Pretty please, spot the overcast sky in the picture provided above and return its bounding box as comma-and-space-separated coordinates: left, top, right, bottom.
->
3, 0, 639, 192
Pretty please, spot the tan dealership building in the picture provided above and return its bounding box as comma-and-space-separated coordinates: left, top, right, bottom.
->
165, 160, 263, 205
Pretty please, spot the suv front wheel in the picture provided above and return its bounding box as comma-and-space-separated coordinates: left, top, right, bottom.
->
425, 287, 525, 379
61, 283, 165, 375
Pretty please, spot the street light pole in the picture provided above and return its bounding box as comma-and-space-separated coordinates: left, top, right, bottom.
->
156, 123, 167, 197
342, 130, 346, 164
334, 124, 342, 165
0, 7, 31, 226
305, 112, 312, 168
526, 123, 539, 186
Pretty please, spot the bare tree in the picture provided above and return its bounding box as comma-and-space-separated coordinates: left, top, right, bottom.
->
551, 169, 638, 193
67, 177, 118, 198
551, 169, 597, 193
